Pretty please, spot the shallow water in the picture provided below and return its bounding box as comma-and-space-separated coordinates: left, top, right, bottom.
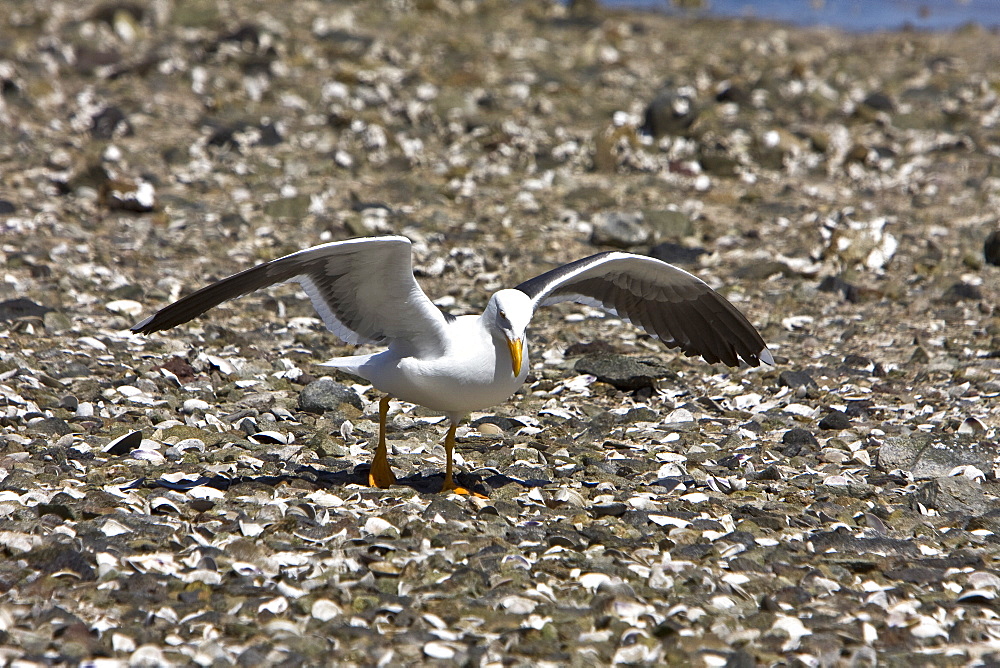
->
604, 0, 1000, 33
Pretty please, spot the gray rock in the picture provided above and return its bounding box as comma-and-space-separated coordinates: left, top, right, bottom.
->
642, 208, 694, 240
30, 416, 73, 436
298, 377, 363, 413
877, 434, 992, 480
590, 211, 649, 249
941, 282, 983, 303
574, 353, 674, 391
0, 297, 51, 322
912, 476, 988, 514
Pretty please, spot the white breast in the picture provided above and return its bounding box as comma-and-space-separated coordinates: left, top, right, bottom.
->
364, 315, 529, 416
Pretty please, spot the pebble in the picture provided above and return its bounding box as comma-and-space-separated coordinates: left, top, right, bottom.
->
182, 398, 211, 413
818, 410, 852, 430
0, 297, 51, 321
647, 242, 706, 265
298, 377, 363, 413
590, 211, 649, 249
984, 230, 1000, 266
778, 369, 817, 389
574, 353, 672, 391
106, 299, 144, 317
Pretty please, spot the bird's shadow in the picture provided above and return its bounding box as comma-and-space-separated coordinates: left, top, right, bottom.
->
135, 463, 547, 498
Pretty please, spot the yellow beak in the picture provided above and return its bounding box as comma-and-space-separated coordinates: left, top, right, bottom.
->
507, 337, 524, 377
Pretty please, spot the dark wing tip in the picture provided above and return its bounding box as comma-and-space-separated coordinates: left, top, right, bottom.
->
131, 315, 155, 334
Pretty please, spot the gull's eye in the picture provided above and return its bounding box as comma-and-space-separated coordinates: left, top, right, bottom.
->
499, 309, 507, 319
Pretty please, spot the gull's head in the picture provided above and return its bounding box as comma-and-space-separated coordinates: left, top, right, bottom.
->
486, 289, 532, 377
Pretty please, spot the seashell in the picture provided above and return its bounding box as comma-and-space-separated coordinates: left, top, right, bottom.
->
958, 417, 986, 435
422, 642, 455, 660
106, 299, 143, 318
578, 572, 612, 591
249, 430, 290, 444
363, 517, 399, 538
104, 430, 142, 456
258, 596, 288, 615
182, 398, 210, 413
312, 599, 342, 622
149, 496, 182, 514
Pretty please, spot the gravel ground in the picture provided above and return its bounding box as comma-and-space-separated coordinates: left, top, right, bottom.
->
3, 1, 1000, 665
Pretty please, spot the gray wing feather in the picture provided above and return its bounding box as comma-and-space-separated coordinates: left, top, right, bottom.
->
132, 236, 450, 356
515, 252, 772, 367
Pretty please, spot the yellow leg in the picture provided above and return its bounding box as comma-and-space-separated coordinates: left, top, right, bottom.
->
368, 396, 396, 488
440, 421, 487, 498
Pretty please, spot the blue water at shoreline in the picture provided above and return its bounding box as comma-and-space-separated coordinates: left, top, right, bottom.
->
604, 0, 1000, 33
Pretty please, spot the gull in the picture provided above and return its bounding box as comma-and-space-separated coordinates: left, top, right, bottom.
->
132, 235, 772, 495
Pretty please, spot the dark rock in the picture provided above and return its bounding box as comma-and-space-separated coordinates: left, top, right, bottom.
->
641, 90, 698, 138
206, 120, 283, 151
0, 200, 15, 215
845, 400, 874, 418
155, 356, 198, 383
715, 81, 750, 105
818, 410, 851, 430
298, 377, 363, 413
883, 566, 944, 585
782, 428, 819, 446
912, 476, 988, 514
58, 395, 79, 411
818, 275, 860, 302
91, 106, 132, 139
574, 353, 673, 391
565, 340, 615, 357
219, 23, 262, 48
73, 46, 121, 75
862, 91, 895, 112
877, 434, 992, 480
647, 242, 707, 265
941, 281, 983, 303
470, 416, 525, 432
842, 354, 874, 371
105, 430, 143, 455
781, 428, 819, 456
619, 406, 658, 423
748, 465, 782, 481
256, 121, 283, 147
778, 369, 816, 389
0, 297, 51, 321
985, 230, 1000, 266
591, 502, 627, 518
733, 260, 789, 281
590, 211, 649, 248
30, 545, 96, 580
699, 149, 740, 176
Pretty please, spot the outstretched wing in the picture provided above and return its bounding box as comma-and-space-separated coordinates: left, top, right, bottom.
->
515, 252, 772, 367
132, 236, 450, 356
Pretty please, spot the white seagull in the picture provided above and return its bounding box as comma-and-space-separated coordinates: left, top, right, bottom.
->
132, 235, 772, 495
